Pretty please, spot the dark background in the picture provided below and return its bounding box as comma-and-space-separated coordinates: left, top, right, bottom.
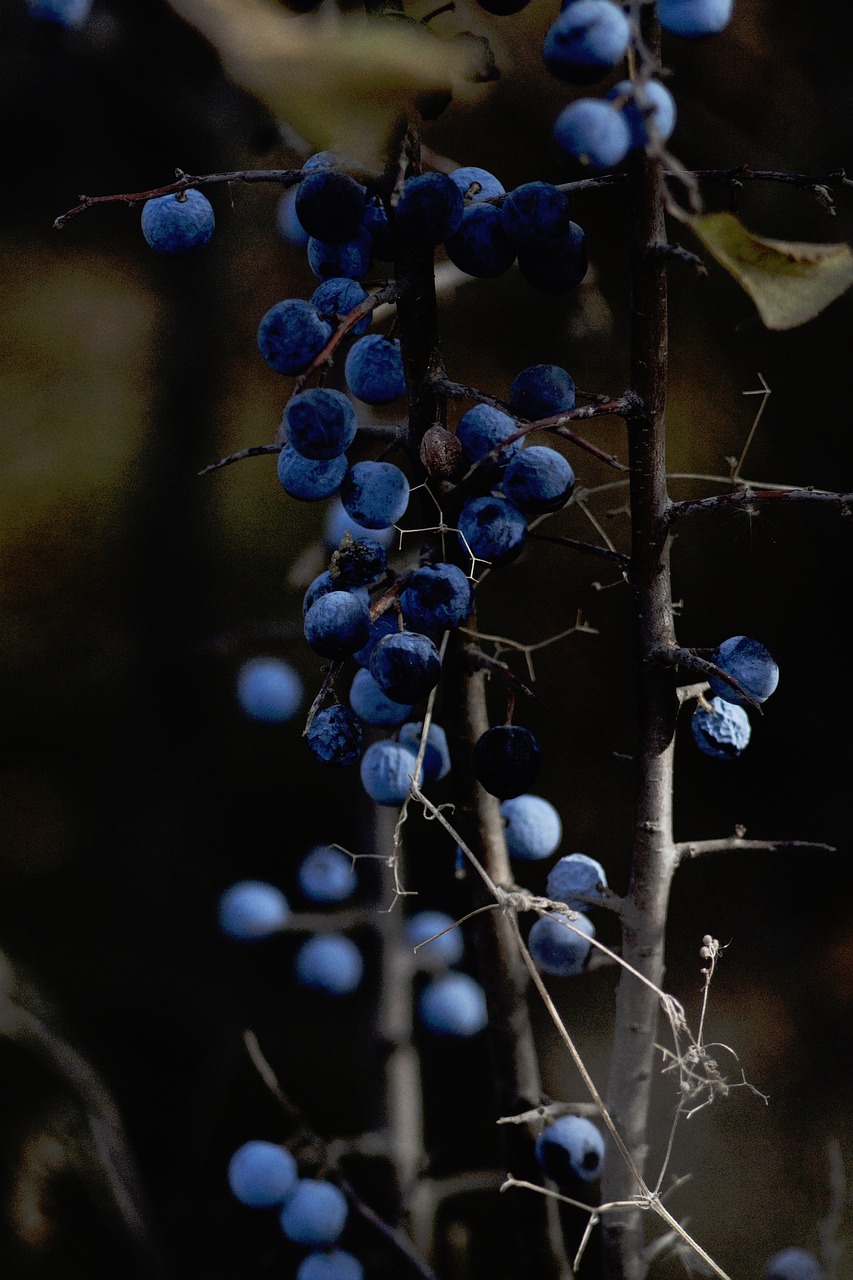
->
0, 0, 851, 1276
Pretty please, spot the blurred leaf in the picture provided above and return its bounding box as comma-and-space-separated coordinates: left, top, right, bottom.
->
167, 0, 486, 169
689, 211, 853, 330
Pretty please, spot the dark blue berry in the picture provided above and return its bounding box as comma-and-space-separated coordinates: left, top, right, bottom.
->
369, 631, 442, 704
277, 446, 347, 501
394, 173, 465, 246
341, 461, 410, 528
310, 278, 372, 337
295, 170, 366, 244
303, 591, 372, 658
344, 335, 406, 404
284, 388, 357, 460
307, 230, 373, 281
401, 562, 474, 632
258, 299, 333, 376
458, 495, 528, 565
510, 365, 577, 420
445, 205, 517, 278
473, 725, 541, 798
306, 705, 363, 766
502, 446, 575, 512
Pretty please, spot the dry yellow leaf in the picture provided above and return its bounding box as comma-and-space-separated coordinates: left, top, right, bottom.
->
167, 0, 484, 170
689, 211, 853, 331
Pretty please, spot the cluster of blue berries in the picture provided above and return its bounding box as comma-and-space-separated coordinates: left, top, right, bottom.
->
691, 634, 779, 760
227, 1140, 361, 1276
488, 791, 606, 979
275, 155, 589, 295
218, 847, 363, 995
407, 910, 489, 1036
259, 182, 584, 806
542, 0, 734, 174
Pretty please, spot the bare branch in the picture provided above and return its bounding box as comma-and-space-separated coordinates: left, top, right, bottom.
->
675, 837, 836, 865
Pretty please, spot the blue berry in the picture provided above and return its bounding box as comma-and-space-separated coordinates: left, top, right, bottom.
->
341, 461, 410, 528
279, 1179, 349, 1245
310, 278, 372, 337
362, 197, 394, 260
350, 667, 413, 725
406, 910, 465, 968
360, 739, 423, 805
353, 610, 400, 667
501, 182, 574, 252
529, 911, 595, 976
547, 853, 607, 911
394, 173, 465, 246
297, 1250, 365, 1280
398, 721, 451, 781
708, 635, 779, 706
419, 972, 488, 1036
303, 573, 369, 618
306, 705, 363, 767
324, 497, 395, 551
369, 631, 443, 704
307, 230, 373, 281
294, 934, 364, 995
517, 222, 588, 293
473, 725, 541, 799
501, 794, 562, 860
450, 166, 506, 202
535, 1115, 604, 1183
510, 365, 576, 420
303, 150, 353, 172
458, 495, 528, 565
764, 1249, 824, 1280
543, 0, 631, 84
278, 447, 347, 502
276, 188, 309, 247
28, 0, 92, 25
401, 562, 474, 633
236, 657, 303, 723
297, 846, 356, 903
658, 0, 733, 37
218, 881, 290, 940
284, 389, 358, 461
606, 79, 677, 148
304, 591, 372, 658
227, 1140, 297, 1207
445, 205, 517, 278
295, 170, 366, 244
457, 403, 521, 470
141, 189, 215, 255
553, 98, 633, 171
259, 299, 333, 376
344, 335, 406, 405
691, 696, 751, 759
502, 446, 575, 513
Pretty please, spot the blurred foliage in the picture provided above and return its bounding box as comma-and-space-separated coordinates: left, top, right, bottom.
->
168, 0, 493, 170
688, 209, 853, 329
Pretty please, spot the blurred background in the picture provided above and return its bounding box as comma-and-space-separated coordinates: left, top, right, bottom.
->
0, 0, 851, 1276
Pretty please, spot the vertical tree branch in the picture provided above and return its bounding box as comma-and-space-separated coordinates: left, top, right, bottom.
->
386, 115, 568, 1278
443, 646, 571, 1280
601, 9, 679, 1279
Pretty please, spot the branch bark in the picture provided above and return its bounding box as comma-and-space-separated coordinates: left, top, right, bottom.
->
600, 10, 679, 1279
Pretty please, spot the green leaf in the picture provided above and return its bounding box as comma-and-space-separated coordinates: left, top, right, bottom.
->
167, 0, 487, 171
688, 211, 853, 331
